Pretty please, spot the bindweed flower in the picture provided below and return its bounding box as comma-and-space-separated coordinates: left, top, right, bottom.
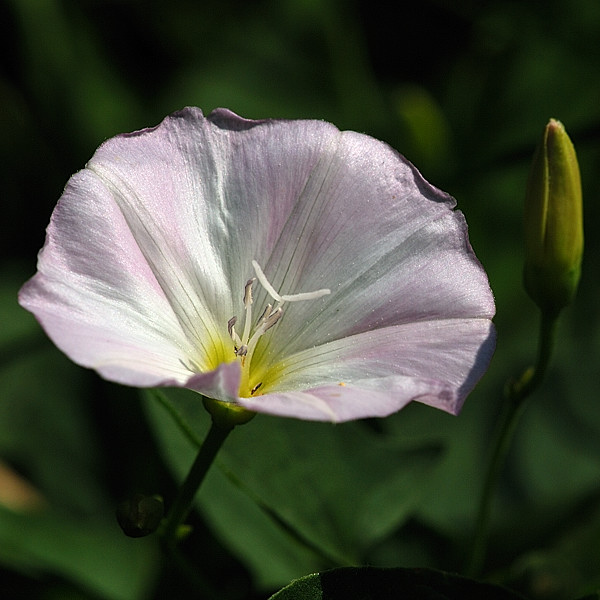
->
523, 119, 583, 316
19, 108, 495, 422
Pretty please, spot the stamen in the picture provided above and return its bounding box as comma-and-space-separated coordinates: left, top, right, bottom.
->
230, 260, 333, 396
227, 316, 237, 338
256, 303, 273, 326
228, 316, 242, 347
261, 306, 283, 333
235, 345, 248, 357
243, 278, 255, 307
244, 307, 283, 365
241, 278, 255, 345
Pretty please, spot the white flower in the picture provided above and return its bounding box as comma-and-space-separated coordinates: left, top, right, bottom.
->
19, 108, 495, 422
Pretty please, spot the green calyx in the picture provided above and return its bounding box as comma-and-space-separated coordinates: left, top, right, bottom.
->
202, 397, 256, 430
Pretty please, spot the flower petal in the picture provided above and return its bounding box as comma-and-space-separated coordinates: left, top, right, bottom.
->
19, 108, 276, 383
184, 361, 241, 402
18, 168, 200, 387
247, 129, 495, 363
19, 107, 366, 384
238, 318, 495, 422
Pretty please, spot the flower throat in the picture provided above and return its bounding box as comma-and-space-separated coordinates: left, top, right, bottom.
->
228, 260, 330, 397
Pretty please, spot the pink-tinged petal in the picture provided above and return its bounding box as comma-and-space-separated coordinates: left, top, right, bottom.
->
18, 170, 200, 388
85, 108, 348, 319
247, 129, 494, 360
237, 383, 428, 423
184, 361, 241, 402
239, 318, 495, 422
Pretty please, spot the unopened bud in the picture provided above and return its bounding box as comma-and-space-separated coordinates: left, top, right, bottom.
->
116, 494, 164, 538
523, 119, 583, 315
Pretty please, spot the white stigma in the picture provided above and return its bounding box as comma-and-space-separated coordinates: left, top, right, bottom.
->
251, 260, 330, 304
228, 260, 331, 395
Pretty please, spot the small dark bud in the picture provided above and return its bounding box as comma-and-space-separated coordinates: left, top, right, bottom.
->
116, 494, 164, 538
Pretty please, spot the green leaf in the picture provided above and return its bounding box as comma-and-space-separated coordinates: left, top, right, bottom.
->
268, 566, 527, 599
144, 388, 444, 588
0, 506, 158, 600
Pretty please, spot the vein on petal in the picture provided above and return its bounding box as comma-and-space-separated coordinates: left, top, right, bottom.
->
87, 163, 223, 369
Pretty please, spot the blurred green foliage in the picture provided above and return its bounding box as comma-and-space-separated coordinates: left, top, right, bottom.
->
1, 0, 599, 598
269, 566, 529, 599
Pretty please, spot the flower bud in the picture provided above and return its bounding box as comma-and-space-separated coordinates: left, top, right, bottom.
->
523, 119, 583, 315
116, 494, 164, 538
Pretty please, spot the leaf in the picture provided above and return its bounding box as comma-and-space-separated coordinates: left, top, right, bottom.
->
268, 566, 528, 600
144, 388, 444, 588
0, 506, 158, 600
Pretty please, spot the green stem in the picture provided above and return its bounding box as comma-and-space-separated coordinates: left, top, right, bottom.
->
510, 312, 558, 402
159, 419, 233, 549
466, 311, 559, 576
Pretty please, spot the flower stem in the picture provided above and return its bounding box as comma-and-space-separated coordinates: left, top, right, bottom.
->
466, 311, 559, 577
159, 418, 233, 550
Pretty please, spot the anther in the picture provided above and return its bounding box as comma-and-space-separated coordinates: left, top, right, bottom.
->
243, 278, 255, 308
250, 382, 263, 395
235, 345, 248, 357
227, 316, 237, 339
257, 303, 272, 325
228, 316, 242, 348
262, 307, 283, 333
